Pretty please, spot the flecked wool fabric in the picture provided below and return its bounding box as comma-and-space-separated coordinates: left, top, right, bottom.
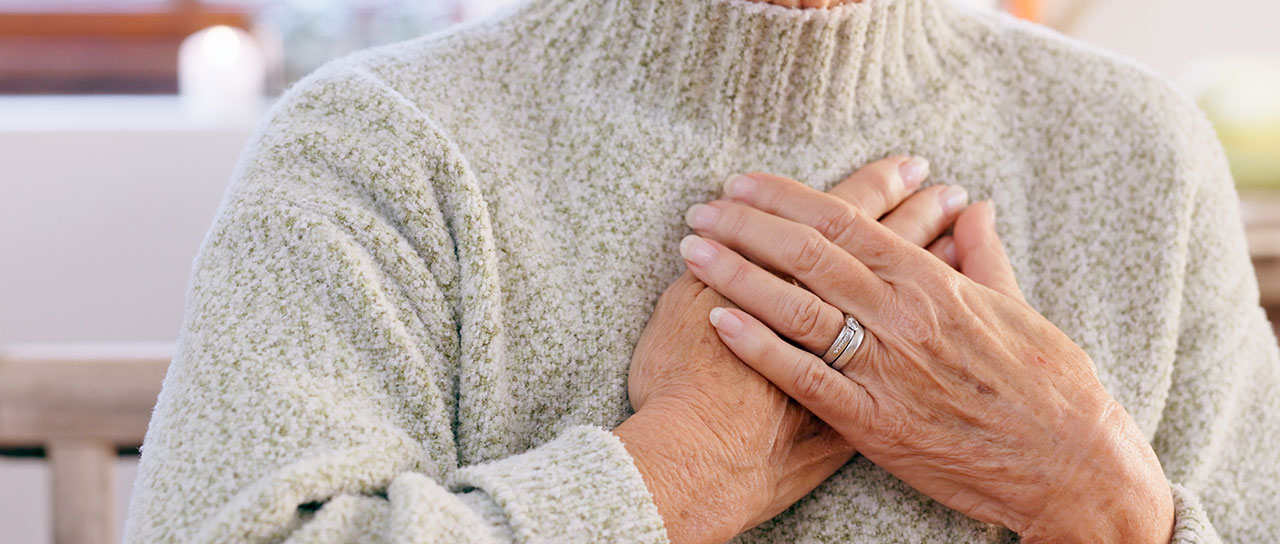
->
125, 0, 1280, 541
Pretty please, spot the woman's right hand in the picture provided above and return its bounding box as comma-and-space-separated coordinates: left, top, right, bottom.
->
615, 157, 972, 544
678, 174, 1172, 542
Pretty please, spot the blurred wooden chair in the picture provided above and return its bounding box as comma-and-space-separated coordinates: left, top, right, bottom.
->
0, 343, 170, 544
1243, 196, 1280, 334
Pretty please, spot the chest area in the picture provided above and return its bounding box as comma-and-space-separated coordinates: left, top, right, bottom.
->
449, 110, 1186, 460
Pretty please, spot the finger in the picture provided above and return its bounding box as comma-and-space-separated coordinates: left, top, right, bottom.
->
724, 156, 928, 228
953, 201, 1026, 304
879, 184, 968, 248
927, 235, 958, 269
827, 156, 931, 219
707, 306, 874, 440
679, 234, 847, 355
722, 173, 916, 264
684, 202, 891, 322
715, 182, 922, 275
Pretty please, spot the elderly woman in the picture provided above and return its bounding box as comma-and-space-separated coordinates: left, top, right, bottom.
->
125, 0, 1279, 542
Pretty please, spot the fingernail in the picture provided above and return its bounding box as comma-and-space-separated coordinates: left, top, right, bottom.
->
940, 185, 969, 214
679, 234, 717, 267
684, 203, 720, 230
724, 174, 757, 200
709, 307, 744, 336
942, 238, 956, 264
898, 157, 930, 190
986, 201, 998, 227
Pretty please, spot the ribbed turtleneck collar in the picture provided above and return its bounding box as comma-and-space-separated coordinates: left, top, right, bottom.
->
507, 0, 974, 143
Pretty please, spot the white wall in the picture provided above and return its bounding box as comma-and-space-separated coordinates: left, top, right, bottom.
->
1070, 0, 1280, 82
0, 127, 250, 344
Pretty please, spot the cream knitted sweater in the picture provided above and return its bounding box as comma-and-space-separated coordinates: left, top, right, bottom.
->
125, 0, 1280, 541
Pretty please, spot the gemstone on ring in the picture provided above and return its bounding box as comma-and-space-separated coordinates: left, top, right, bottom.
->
825, 315, 865, 371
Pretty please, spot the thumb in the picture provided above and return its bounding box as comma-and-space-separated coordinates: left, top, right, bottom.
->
953, 201, 1026, 304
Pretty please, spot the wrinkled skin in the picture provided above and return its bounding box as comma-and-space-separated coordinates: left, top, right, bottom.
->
615, 156, 968, 544
680, 173, 1175, 543
625, 271, 854, 541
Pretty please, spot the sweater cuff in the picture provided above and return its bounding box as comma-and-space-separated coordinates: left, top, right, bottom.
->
450, 425, 669, 543
1168, 482, 1222, 544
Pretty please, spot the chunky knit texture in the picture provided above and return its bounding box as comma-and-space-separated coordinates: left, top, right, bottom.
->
125, 0, 1280, 541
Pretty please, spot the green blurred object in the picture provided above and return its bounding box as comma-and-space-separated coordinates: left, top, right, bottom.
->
1182, 56, 1280, 188
1185, 57, 1280, 190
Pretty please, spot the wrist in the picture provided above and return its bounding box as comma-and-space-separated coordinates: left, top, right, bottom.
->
1027, 488, 1174, 544
1025, 406, 1174, 544
613, 404, 758, 544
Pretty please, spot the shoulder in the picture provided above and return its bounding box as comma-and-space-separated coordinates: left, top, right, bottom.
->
936, 7, 1234, 211
254, 53, 450, 159
239, 12, 535, 188
272, 9, 540, 132
949, 8, 1223, 176
229, 46, 475, 213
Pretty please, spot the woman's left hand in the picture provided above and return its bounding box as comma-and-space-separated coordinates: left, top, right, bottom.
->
679, 173, 1175, 544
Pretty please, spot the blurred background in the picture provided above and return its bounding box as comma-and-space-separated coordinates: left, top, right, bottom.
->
1, 0, 1278, 542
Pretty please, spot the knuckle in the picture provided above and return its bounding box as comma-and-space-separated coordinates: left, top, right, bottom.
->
790, 230, 830, 277
654, 273, 713, 316
725, 260, 754, 291
694, 284, 730, 307
654, 279, 687, 310
786, 295, 827, 343
872, 171, 897, 205
754, 174, 787, 208
724, 205, 752, 239
861, 160, 902, 210
876, 414, 912, 449
811, 201, 861, 243
792, 360, 840, 403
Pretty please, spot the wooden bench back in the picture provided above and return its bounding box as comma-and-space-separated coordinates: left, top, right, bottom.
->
0, 343, 170, 544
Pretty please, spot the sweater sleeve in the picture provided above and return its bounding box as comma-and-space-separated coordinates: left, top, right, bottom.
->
1148, 100, 1280, 543
123, 64, 668, 543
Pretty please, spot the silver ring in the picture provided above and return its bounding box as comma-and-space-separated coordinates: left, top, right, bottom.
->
823, 315, 865, 372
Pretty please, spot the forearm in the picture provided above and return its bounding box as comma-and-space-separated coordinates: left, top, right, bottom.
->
613, 405, 754, 544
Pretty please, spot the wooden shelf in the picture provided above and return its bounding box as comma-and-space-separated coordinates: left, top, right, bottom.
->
0, 7, 252, 94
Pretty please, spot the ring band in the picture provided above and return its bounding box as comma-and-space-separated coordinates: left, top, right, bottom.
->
822, 315, 865, 371
821, 319, 854, 363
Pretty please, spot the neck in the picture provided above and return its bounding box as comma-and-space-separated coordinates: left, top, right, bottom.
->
513, 0, 974, 143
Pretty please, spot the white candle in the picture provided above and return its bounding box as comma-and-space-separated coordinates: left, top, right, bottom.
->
179, 26, 267, 126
